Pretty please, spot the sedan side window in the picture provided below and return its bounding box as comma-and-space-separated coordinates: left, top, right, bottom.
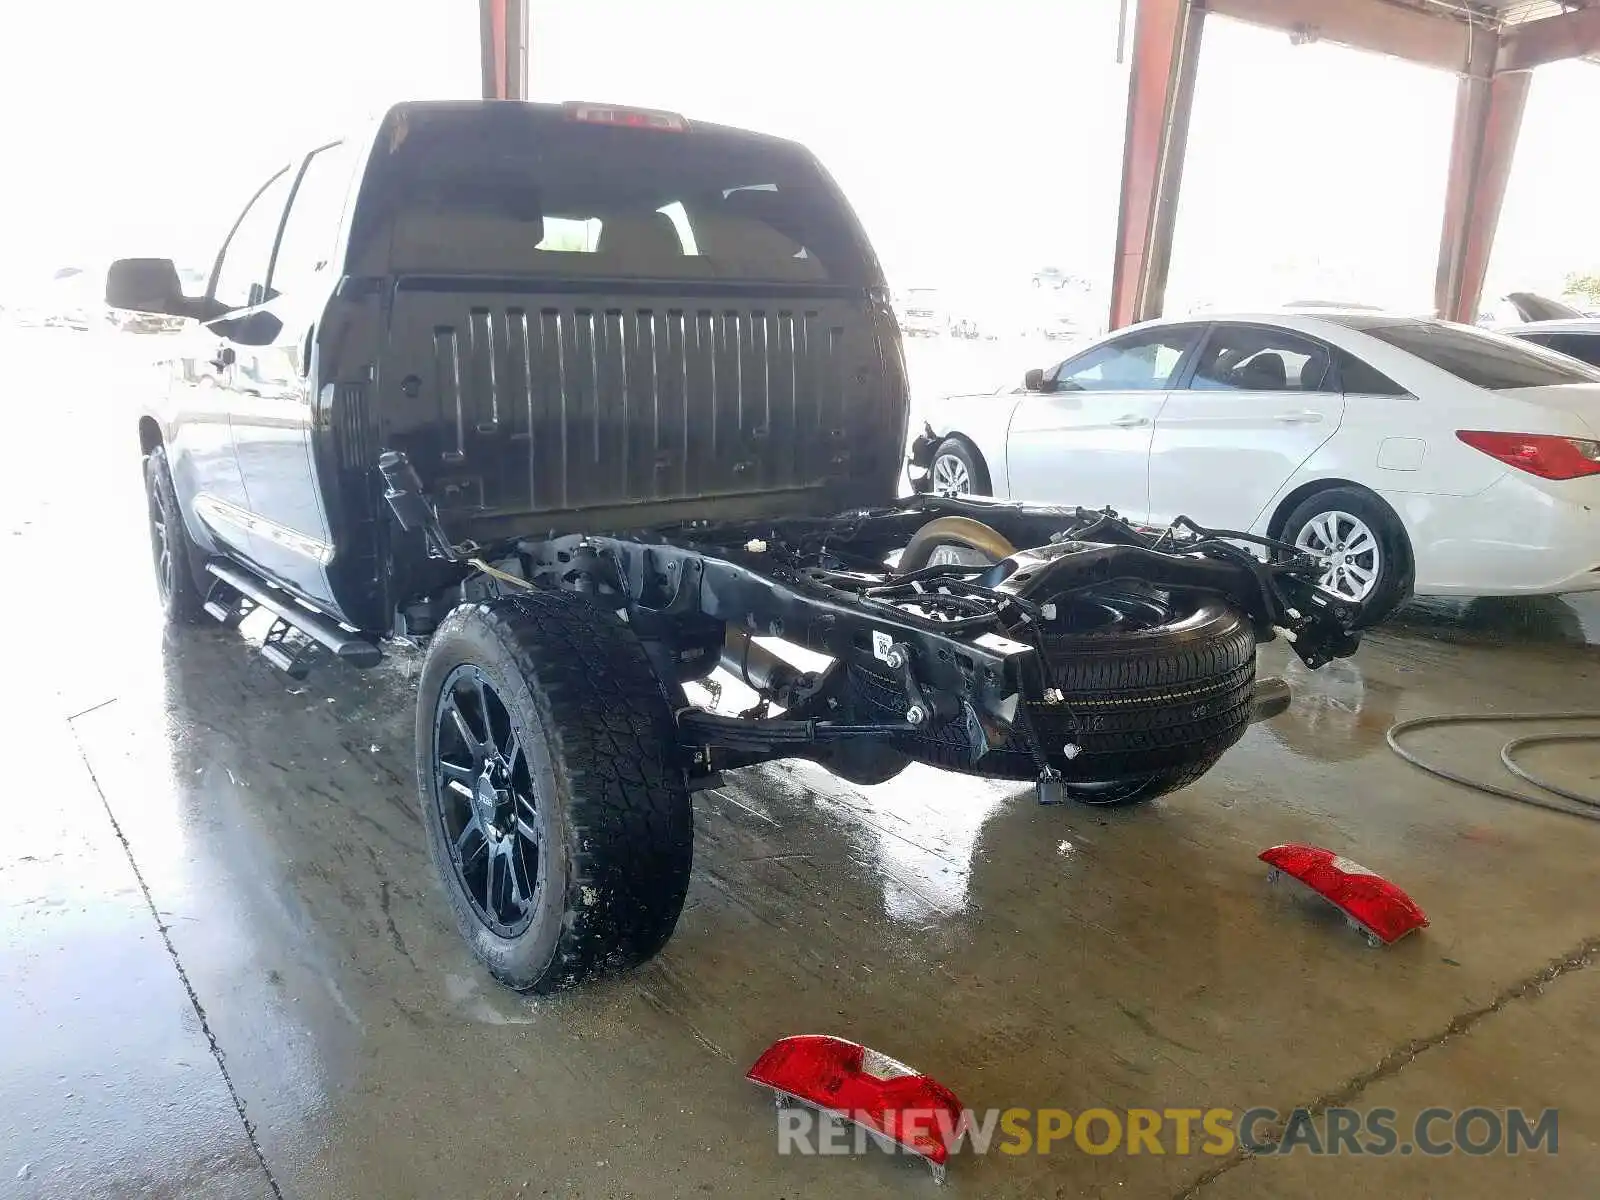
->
211, 168, 295, 312
1051, 328, 1198, 391
1189, 325, 1331, 392
1333, 349, 1407, 396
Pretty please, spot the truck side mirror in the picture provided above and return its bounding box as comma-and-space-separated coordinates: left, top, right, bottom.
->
106, 258, 187, 316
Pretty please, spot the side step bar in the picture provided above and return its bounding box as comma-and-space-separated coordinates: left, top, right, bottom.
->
205, 561, 382, 669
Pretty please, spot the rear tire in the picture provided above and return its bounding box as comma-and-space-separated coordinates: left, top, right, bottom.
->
416, 591, 693, 993
144, 444, 206, 626
1281, 486, 1411, 626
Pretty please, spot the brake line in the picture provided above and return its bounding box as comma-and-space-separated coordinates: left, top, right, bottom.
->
1387, 712, 1600, 821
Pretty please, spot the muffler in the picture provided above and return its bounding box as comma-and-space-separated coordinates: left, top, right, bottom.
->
1250, 677, 1291, 724
719, 627, 817, 706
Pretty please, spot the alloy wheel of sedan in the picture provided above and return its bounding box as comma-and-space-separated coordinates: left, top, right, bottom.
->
931, 452, 972, 495
1294, 509, 1382, 603
433, 665, 543, 937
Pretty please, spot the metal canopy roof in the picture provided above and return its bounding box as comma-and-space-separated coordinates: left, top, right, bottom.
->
477, 0, 1599, 328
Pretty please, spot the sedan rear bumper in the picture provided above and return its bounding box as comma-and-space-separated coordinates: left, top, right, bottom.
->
1384, 474, 1600, 596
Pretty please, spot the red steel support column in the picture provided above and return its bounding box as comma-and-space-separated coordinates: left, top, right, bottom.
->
480, 0, 529, 100
1108, 0, 1206, 330
1434, 67, 1530, 323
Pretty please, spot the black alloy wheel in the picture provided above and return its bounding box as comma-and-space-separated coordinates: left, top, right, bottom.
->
432, 664, 544, 937
415, 591, 693, 992
148, 465, 175, 609
144, 444, 205, 624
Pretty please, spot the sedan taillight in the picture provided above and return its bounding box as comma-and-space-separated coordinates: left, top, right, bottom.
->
1456, 430, 1600, 479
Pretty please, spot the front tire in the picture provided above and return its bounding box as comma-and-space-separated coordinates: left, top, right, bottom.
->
1282, 487, 1410, 626
930, 437, 992, 496
416, 591, 693, 992
144, 444, 206, 625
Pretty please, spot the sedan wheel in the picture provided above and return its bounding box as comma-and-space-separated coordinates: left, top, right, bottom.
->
1293, 509, 1381, 603
931, 452, 971, 495
928, 437, 991, 496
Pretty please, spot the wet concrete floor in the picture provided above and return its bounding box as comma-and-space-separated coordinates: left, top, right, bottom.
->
3, 328, 1599, 1198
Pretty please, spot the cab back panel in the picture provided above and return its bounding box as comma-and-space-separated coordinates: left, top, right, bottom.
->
347, 103, 905, 542
379, 280, 898, 538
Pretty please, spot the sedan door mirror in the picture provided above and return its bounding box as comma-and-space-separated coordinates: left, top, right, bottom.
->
1024, 367, 1049, 392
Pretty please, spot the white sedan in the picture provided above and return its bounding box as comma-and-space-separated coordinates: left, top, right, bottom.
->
914, 312, 1600, 618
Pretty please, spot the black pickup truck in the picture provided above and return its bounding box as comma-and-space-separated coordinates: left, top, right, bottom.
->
109, 100, 1361, 993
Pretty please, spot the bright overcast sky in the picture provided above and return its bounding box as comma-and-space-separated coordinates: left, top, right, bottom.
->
2, 0, 1595, 313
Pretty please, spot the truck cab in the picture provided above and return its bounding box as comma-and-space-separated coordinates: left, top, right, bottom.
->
121, 100, 908, 636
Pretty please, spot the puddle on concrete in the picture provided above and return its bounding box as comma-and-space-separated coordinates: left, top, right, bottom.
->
1391, 593, 1600, 649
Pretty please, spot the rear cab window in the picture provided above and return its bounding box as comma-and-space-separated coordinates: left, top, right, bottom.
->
1327, 316, 1600, 389
350, 103, 881, 285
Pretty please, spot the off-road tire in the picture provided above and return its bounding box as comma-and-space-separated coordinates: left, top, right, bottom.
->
416, 591, 693, 992
144, 444, 206, 625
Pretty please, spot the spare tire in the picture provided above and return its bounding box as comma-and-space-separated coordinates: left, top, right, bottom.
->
851, 583, 1256, 805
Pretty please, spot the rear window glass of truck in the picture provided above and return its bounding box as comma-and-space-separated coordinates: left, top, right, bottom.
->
354, 104, 878, 285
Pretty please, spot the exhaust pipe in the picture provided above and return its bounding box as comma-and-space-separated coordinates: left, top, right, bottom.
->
1250, 676, 1291, 724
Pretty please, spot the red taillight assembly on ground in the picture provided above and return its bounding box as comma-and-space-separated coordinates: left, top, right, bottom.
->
1260, 843, 1429, 946
746, 1035, 964, 1180
1456, 430, 1600, 480
562, 101, 687, 132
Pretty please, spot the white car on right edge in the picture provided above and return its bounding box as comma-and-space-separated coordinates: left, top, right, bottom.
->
916, 312, 1600, 621
1499, 318, 1600, 370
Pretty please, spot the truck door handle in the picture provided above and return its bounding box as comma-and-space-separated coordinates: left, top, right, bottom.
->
1275, 410, 1323, 424
1110, 414, 1151, 428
